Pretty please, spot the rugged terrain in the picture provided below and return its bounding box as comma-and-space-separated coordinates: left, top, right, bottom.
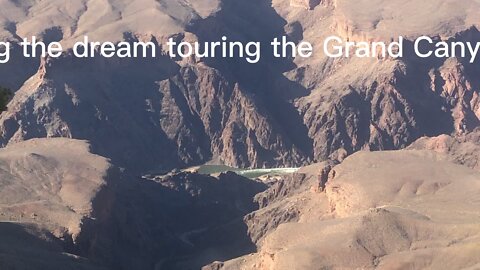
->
0, 0, 479, 171
0, 138, 109, 270
0, 138, 268, 269
211, 149, 480, 270
0, 0, 479, 269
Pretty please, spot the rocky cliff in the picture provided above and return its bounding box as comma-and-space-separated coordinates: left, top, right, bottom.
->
0, 138, 110, 269
210, 150, 480, 270
0, 0, 478, 173
0, 137, 267, 270
0, 0, 480, 269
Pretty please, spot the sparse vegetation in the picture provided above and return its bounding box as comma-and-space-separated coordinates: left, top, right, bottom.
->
0, 86, 12, 112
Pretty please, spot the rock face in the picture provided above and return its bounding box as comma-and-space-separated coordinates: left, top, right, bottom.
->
0, 138, 268, 270
83, 170, 267, 270
1, 0, 480, 269
0, 138, 111, 269
245, 161, 335, 244
0, 222, 107, 270
290, 0, 321, 9
408, 130, 480, 170
0, 0, 479, 172
0, 138, 110, 239
331, 0, 480, 40
213, 150, 480, 270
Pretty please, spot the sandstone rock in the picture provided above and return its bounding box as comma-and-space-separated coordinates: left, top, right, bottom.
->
0, 0, 479, 173
213, 150, 480, 269
88, 170, 267, 270
0, 138, 110, 239
290, 0, 321, 10
0, 138, 268, 270
246, 161, 335, 244
409, 130, 480, 170
0, 1, 479, 269
0, 138, 111, 269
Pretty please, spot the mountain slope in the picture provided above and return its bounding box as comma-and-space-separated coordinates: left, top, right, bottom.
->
212, 150, 480, 269
0, 138, 110, 269
0, 0, 479, 172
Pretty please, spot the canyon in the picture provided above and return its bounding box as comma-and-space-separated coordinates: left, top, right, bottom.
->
1, 0, 480, 171
209, 147, 480, 270
0, 0, 479, 269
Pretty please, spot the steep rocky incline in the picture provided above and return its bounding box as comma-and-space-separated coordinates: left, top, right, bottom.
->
0, 0, 310, 171
0, 138, 111, 269
0, 0, 479, 172
277, 0, 480, 161
210, 150, 480, 270
0, 137, 269, 270
2, 1, 480, 269
80, 170, 267, 270
0, 138, 110, 240
245, 161, 335, 244
408, 129, 480, 170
